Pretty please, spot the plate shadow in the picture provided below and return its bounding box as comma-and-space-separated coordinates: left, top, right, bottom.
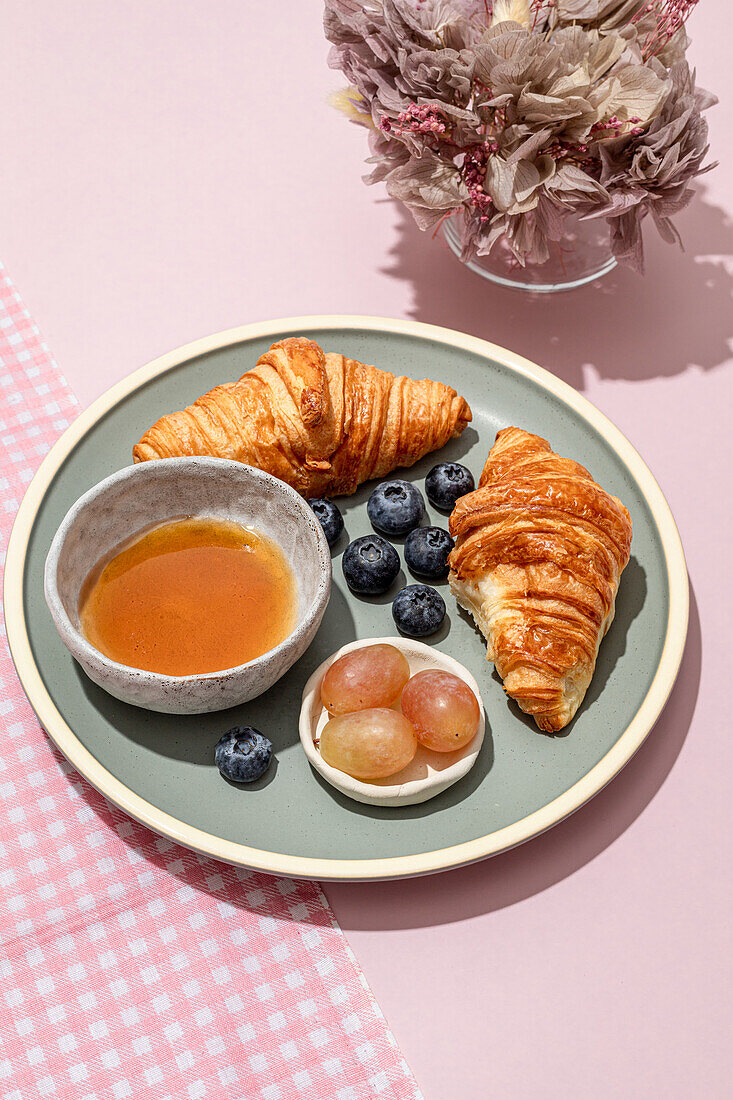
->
325, 583, 700, 927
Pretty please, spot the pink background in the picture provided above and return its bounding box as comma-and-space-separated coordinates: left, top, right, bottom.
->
2, 3, 730, 1097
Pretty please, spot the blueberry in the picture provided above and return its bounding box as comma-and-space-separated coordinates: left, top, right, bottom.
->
404, 526, 454, 579
392, 584, 446, 637
215, 726, 272, 783
367, 479, 424, 536
425, 463, 475, 511
308, 498, 344, 547
342, 535, 400, 596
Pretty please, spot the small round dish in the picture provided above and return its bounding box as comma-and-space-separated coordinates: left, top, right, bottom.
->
299, 637, 486, 807
44, 457, 332, 714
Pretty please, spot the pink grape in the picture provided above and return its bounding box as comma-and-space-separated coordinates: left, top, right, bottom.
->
401, 670, 480, 752
319, 709, 417, 780
320, 644, 411, 716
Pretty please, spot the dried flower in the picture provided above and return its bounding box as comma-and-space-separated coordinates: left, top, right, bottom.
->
491, 0, 532, 28
324, 0, 715, 268
591, 59, 716, 270
632, 1, 699, 59
381, 102, 450, 135
328, 86, 375, 128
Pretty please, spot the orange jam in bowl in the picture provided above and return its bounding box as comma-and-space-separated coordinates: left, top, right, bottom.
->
79, 516, 296, 675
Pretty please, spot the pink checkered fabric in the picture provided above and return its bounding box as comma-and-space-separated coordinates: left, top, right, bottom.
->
0, 264, 422, 1100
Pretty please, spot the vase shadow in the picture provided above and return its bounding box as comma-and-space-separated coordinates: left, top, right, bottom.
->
382, 187, 733, 390
324, 582, 700, 929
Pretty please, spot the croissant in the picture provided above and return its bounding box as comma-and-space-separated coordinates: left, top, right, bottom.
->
448, 427, 632, 733
133, 337, 471, 497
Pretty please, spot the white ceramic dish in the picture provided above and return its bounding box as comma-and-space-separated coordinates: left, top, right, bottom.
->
44, 457, 332, 714
300, 637, 485, 806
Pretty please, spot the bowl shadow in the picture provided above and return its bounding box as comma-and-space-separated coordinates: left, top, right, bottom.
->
75, 582, 357, 762
309, 715, 494, 820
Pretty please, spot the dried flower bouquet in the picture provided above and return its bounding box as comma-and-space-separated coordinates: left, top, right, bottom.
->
324, 0, 716, 271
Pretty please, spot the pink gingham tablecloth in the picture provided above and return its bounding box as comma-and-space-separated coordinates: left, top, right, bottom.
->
0, 263, 423, 1100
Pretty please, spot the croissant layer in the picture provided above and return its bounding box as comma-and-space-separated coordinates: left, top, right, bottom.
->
133, 337, 471, 497
448, 427, 632, 732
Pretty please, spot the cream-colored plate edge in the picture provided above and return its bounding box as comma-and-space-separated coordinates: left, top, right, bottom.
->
3, 315, 689, 881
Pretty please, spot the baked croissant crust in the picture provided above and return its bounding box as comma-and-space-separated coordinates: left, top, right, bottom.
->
133, 337, 471, 497
448, 427, 632, 733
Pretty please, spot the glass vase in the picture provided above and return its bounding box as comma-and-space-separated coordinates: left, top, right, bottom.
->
441, 211, 616, 293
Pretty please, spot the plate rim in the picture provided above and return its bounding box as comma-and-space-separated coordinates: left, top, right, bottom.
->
4, 314, 689, 881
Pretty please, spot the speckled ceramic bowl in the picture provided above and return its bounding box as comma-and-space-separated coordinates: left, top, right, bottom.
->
44, 458, 332, 714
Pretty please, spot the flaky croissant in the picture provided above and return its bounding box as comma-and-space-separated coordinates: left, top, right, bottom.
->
449, 427, 632, 733
133, 337, 471, 497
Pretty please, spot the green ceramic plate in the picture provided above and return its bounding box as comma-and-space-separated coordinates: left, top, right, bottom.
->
5, 317, 688, 880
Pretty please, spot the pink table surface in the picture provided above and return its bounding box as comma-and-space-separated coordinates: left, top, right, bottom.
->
2, 3, 731, 1097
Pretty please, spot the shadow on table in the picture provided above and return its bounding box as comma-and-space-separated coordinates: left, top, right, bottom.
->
327, 584, 701, 929
42, 731, 340, 928
382, 187, 733, 390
